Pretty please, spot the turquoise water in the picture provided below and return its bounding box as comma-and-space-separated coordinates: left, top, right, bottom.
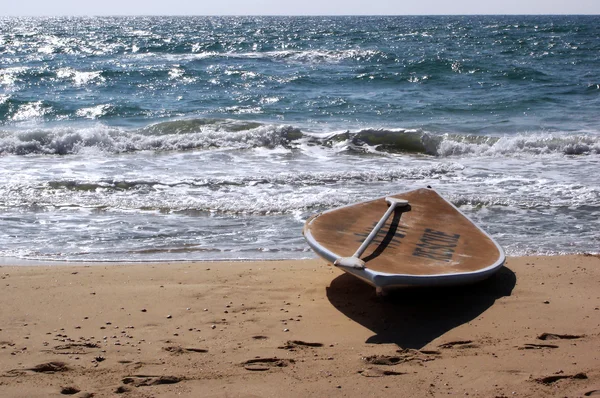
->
1, 16, 599, 261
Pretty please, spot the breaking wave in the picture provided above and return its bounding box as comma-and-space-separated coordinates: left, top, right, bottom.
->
0, 118, 599, 157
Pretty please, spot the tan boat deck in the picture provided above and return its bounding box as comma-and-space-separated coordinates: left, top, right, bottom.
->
306, 188, 502, 275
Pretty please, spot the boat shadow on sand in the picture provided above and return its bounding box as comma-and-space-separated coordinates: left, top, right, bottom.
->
326, 266, 516, 349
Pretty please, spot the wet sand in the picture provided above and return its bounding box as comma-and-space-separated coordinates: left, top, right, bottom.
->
0, 255, 599, 397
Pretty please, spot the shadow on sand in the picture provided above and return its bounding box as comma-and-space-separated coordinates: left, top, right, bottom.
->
326, 266, 516, 349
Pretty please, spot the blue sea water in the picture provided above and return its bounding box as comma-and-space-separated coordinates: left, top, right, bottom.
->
0, 15, 599, 262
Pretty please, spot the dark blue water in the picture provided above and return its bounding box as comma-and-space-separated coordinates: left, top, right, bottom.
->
1, 16, 599, 262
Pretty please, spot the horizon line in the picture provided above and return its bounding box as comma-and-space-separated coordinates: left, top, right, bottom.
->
2, 13, 600, 17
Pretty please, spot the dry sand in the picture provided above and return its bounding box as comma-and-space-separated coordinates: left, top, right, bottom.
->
0, 255, 599, 397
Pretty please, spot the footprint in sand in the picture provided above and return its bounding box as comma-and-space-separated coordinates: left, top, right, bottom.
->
518, 343, 559, 350
359, 368, 406, 377
396, 348, 440, 362
537, 333, 584, 341
363, 355, 404, 366
278, 340, 324, 351
163, 346, 208, 354
535, 372, 587, 385
242, 357, 294, 371
59, 386, 80, 395
6, 361, 71, 376
115, 385, 130, 394
438, 340, 479, 349
363, 349, 439, 366
29, 361, 70, 373
121, 375, 181, 387
46, 342, 100, 355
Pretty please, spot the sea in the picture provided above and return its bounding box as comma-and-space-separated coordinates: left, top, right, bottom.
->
1, 15, 599, 263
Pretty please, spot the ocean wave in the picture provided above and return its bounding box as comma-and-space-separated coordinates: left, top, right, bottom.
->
4, 166, 596, 217
314, 129, 600, 157
436, 133, 600, 156
126, 48, 393, 65
267, 49, 391, 64
56, 68, 106, 86
0, 67, 28, 87
0, 119, 599, 157
10, 101, 52, 122
0, 120, 303, 155
75, 104, 113, 119
447, 183, 600, 209
1, 97, 133, 123
43, 164, 460, 193
1, 167, 458, 216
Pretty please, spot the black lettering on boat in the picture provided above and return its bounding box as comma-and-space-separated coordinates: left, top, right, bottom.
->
413, 248, 454, 262
412, 228, 460, 263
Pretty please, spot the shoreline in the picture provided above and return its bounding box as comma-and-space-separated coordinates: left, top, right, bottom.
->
0, 256, 316, 267
1, 252, 598, 267
1, 255, 599, 397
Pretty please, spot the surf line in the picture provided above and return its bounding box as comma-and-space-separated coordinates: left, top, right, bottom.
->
412, 228, 460, 262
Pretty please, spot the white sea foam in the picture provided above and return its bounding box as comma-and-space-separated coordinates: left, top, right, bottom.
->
1, 121, 599, 158
130, 29, 152, 37
56, 68, 105, 86
0, 67, 27, 87
76, 104, 112, 119
37, 44, 55, 54
259, 96, 280, 104
168, 66, 184, 80
436, 133, 600, 157
127, 48, 387, 64
11, 102, 50, 122
223, 106, 263, 115
2, 129, 599, 261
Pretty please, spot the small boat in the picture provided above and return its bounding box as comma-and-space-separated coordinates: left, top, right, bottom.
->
303, 187, 505, 294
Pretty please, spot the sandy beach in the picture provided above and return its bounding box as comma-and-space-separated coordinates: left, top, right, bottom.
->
0, 255, 598, 397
